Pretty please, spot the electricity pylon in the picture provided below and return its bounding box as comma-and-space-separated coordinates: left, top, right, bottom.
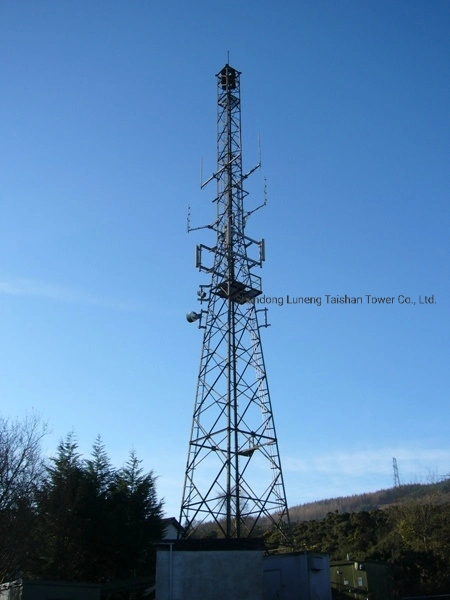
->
180, 64, 291, 543
393, 457, 401, 487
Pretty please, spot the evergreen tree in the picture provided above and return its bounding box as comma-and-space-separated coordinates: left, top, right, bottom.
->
32, 433, 93, 580
108, 450, 164, 579
30, 435, 163, 583
81, 436, 116, 580
85, 435, 113, 496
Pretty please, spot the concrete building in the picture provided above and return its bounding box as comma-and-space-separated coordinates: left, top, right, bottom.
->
161, 517, 183, 540
156, 541, 332, 600
0, 580, 100, 600
263, 552, 332, 600
156, 539, 265, 600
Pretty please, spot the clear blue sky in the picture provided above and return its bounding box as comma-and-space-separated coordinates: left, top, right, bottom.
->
1, 1, 449, 519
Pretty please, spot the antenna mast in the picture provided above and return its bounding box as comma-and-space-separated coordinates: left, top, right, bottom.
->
180, 64, 291, 542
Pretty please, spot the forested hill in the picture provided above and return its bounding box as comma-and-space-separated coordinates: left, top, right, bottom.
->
280, 481, 450, 597
288, 478, 450, 523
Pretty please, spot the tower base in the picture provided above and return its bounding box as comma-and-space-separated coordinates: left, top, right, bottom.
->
155, 539, 265, 600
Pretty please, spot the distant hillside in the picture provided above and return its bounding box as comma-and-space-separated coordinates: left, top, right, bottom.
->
288, 478, 450, 523
283, 483, 450, 597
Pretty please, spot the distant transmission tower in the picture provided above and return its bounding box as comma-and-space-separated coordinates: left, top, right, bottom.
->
393, 457, 401, 487
180, 64, 291, 542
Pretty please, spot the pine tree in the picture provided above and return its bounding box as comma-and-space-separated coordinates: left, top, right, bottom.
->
31, 436, 163, 583
108, 450, 164, 579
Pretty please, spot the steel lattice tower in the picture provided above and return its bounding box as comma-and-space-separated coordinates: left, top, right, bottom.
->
180, 64, 291, 542
393, 457, 401, 487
